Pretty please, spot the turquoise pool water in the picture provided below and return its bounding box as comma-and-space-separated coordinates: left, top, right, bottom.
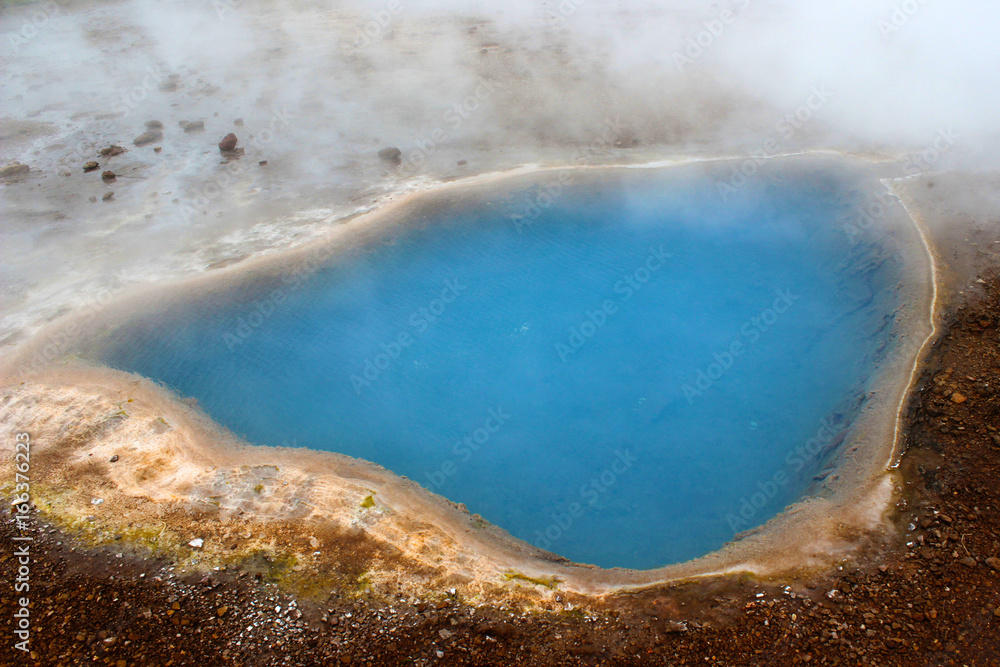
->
98, 165, 904, 569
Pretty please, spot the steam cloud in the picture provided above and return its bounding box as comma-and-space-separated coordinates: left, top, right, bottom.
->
0, 0, 997, 341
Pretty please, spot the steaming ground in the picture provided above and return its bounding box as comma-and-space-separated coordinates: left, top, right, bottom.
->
0, 0, 728, 346
3, 0, 1000, 350
0, 0, 994, 558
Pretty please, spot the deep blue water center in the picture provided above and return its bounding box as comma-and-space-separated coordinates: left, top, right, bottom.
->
99, 165, 903, 569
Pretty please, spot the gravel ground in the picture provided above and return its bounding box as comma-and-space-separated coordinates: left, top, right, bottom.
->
3, 277, 1000, 666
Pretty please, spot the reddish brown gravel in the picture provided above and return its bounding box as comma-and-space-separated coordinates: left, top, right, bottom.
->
3, 277, 1000, 666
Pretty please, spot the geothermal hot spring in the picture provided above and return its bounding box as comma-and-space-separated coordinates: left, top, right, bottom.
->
89, 162, 907, 571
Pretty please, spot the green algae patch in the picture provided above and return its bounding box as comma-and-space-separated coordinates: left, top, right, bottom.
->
504, 571, 561, 589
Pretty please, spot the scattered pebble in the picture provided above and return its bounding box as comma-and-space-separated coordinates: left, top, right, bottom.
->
99, 145, 125, 157
218, 132, 238, 151
83, 161, 99, 172
134, 130, 163, 146
188, 538, 204, 549
378, 147, 402, 164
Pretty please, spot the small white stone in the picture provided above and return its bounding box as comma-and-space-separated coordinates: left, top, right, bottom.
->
188, 538, 204, 548
91, 498, 104, 505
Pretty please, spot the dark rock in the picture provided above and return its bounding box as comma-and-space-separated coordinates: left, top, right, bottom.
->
109, 455, 119, 463
145, 120, 164, 130
218, 133, 238, 151
259, 160, 267, 166
99, 145, 125, 157
101, 170, 116, 181
378, 147, 402, 163
102, 191, 114, 201
153, 147, 162, 153
183, 120, 205, 133
83, 161, 100, 172
134, 131, 162, 146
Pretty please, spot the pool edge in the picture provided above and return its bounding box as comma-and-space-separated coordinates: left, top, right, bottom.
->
0, 151, 940, 600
